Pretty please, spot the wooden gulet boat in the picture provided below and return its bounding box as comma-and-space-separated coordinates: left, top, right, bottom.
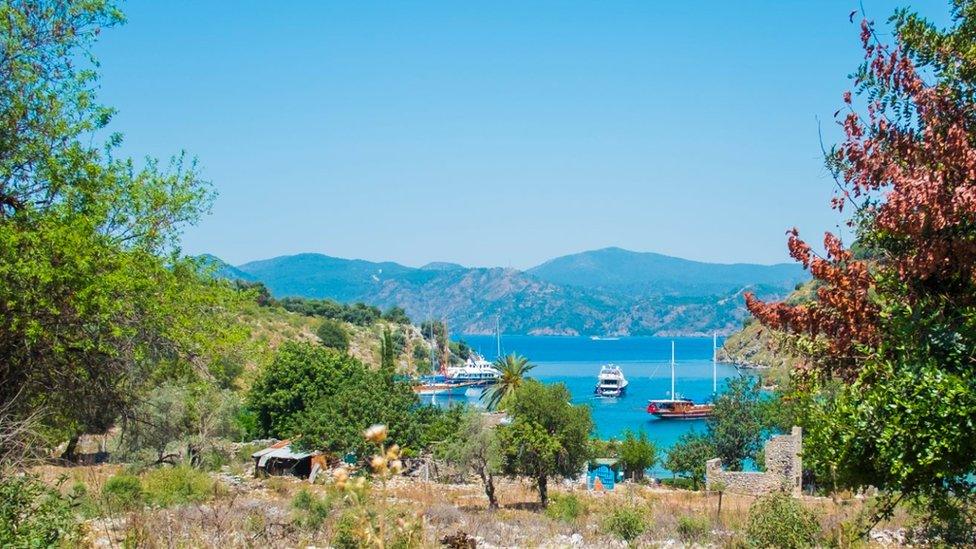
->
646, 340, 715, 420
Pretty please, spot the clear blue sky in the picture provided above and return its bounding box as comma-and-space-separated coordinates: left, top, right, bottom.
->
93, 1, 949, 268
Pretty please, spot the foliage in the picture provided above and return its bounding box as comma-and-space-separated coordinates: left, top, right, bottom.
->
601, 505, 647, 542
291, 488, 332, 531
664, 431, 715, 490
141, 465, 215, 508
497, 381, 593, 506
121, 382, 241, 465
382, 306, 411, 325
380, 327, 396, 373
545, 493, 586, 524
102, 474, 144, 512
316, 318, 350, 352
448, 340, 471, 364
589, 437, 620, 460
292, 364, 425, 460
279, 297, 381, 326
744, 4, 976, 521
618, 429, 656, 480
0, 475, 79, 547
676, 514, 711, 544
707, 376, 763, 471
745, 492, 820, 548
247, 342, 357, 438
906, 493, 976, 546
0, 0, 253, 456
480, 354, 535, 411
440, 409, 502, 509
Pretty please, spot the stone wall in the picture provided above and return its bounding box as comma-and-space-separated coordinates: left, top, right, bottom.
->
706, 426, 802, 496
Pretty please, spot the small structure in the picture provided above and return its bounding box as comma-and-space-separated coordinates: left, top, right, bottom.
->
706, 426, 802, 496
251, 440, 324, 480
587, 458, 622, 491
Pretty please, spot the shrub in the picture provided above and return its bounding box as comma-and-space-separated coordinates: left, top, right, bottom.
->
331, 510, 364, 549
317, 318, 350, 351
0, 475, 79, 547
141, 466, 215, 508
602, 505, 647, 542
292, 488, 331, 531
746, 492, 821, 548
545, 493, 585, 524
676, 514, 711, 544
102, 473, 144, 511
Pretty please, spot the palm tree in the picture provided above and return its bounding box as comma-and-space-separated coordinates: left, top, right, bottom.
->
481, 354, 535, 411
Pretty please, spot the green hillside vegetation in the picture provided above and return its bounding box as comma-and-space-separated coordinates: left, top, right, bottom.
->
718, 282, 816, 386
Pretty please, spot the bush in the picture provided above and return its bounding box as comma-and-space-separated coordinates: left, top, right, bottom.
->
102, 473, 144, 511
602, 505, 647, 542
545, 493, 585, 524
331, 510, 364, 549
141, 466, 215, 508
292, 488, 332, 531
676, 514, 711, 544
317, 319, 350, 352
0, 475, 79, 547
746, 492, 820, 548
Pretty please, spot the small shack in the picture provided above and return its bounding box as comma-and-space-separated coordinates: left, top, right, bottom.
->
251, 440, 324, 480
587, 458, 622, 491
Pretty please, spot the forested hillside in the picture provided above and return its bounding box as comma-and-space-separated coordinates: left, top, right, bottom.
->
212, 249, 806, 336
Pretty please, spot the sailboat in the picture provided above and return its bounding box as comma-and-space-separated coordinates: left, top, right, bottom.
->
646, 340, 714, 420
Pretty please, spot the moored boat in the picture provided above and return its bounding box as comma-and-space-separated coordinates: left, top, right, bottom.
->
445, 355, 500, 388
646, 340, 714, 420
594, 364, 628, 397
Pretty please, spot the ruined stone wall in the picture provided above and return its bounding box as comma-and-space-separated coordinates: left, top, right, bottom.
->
706, 426, 802, 496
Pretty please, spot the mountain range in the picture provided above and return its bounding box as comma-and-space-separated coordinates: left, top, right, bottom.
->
206, 247, 806, 336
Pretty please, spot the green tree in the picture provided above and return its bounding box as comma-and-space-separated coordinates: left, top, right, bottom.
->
497, 381, 593, 506
481, 354, 535, 411
317, 318, 350, 352
743, 4, 976, 534
665, 432, 715, 490
293, 366, 424, 459
618, 429, 657, 481
381, 306, 411, 325
440, 410, 502, 509
380, 327, 396, 374
707, 376, 763, 471
0, 0, 251, 460
246, 342, 356, 437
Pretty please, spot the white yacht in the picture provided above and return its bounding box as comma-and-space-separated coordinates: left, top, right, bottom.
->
594, 364, 629, 397
445, 355, 500, 388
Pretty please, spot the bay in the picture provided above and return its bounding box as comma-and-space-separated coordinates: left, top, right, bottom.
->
423, 335, 748, 475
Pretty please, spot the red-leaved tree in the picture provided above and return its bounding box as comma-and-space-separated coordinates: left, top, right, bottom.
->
746, 17, 976, 381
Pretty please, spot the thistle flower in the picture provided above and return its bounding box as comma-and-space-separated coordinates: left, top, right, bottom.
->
370, 454, 387, 473
364, 424, 388, 443
389, 459, 403, 475
385, 444, 400, 460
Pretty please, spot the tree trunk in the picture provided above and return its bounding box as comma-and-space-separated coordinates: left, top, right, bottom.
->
537, 475, 548, 508
60, 435, 79, 463
481, 470, 499, 510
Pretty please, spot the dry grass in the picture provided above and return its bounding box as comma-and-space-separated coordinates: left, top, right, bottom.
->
21, 462, 915, 548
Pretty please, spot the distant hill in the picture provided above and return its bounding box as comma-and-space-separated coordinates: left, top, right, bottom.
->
528, 247, 805, 297
212, 248, 808, 336
197, 254, 257, 282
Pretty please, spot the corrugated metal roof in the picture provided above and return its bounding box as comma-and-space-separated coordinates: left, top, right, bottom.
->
251, 440, 319, 465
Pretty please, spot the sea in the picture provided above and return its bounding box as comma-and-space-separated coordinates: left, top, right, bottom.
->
420, 335, 749, 474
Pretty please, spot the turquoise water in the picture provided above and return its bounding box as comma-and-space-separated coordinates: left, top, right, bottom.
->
422, 335, 746, 474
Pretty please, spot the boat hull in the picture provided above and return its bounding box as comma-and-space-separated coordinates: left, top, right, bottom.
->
649, 409, 712, 420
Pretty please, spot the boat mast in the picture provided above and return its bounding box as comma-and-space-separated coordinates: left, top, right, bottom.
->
712, 333, 717, 394
495, 314, 501, 359
670, 340, 676, 400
